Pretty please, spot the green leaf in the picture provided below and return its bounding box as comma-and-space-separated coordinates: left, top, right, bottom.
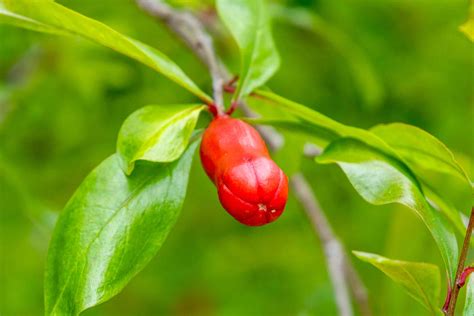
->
243, 117, 339, 149
371, 123, 471, 188
217, 0, 280, 100
0, 0, 212, 103
117, 104, 205, 175
465, 273, 474, 315
253, 90, 397, 157
248, 92, 469, 239
353, 251, 442, 315
44, 140, 199, 316
317, 138, 458, 280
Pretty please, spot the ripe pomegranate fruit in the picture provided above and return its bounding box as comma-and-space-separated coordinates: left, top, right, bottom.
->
200, 115, 288, 226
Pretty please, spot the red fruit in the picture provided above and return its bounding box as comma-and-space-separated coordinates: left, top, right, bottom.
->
200, 116, 288, 226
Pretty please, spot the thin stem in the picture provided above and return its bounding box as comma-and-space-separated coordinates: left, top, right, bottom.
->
445, 207, 474, 315
136, 0, 225, 114
291, 174, 353, 316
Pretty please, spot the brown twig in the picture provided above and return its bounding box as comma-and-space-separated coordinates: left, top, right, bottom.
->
135, 1, 371, 315
292, 173, 361, 316
136, 0, 225, 114
445, 207, 474, 315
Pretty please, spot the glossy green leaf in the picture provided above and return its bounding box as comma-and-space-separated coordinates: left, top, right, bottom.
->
0, 0, 212, 103
353, 251, 442, 315
217, 0, 280, 100
253, 90, 398, 157
371, 123, 471, 188
317, 138, 458, 280
117, 104, 205, 175
465, 273, 474, 315
44, 140, 199, 316
244, 117, 339, 149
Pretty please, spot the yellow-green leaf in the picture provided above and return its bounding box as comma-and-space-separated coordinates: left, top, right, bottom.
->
0, 0, 212, 103
217, 0, 280, 100
117, 104, 205, 174
353, 251, 442, 315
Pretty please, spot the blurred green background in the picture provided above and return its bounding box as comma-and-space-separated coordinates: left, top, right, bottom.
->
0, 0, 472, 315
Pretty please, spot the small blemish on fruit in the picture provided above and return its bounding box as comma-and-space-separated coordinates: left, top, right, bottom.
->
258, 203, 267, 211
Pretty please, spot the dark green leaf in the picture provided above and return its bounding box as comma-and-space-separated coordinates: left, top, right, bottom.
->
217, 0, 280, 100
0, 0, 212, 103
117, 104, 205, 174
44, 140, 199, 316
353, 251, 442, 315
317, 138, 458, 280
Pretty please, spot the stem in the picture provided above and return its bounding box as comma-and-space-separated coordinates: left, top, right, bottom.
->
445, 207, 474, 315
136, 0, 225, 114
207, 102, 219, 118
291, 174, 355, 316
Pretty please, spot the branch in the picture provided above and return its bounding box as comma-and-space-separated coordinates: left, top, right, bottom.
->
291, 173, 351, 316
136, 0, 225, 113
136, 1, 371, 315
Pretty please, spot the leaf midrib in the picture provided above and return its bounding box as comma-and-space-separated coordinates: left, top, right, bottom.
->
387, 143, 467, 181
48, 168, 161, 315
132, 106, 201, 165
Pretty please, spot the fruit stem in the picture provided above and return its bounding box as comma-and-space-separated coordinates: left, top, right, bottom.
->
207, 102, 220, 118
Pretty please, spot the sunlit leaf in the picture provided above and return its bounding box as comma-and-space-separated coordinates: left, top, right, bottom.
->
252, 90, 397, 157
353, 251, 442, 315
44, 140, 199, 316
0, 0, 212, 103
317, 138, 458, 280
117, 104, 205, 174
217, 0, 280, 100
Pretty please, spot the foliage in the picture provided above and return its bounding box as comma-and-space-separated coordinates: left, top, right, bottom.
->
353, 251, 442, 315
45, 141, 198, 315
0, 0, 472, 315
216, 0, 280, 100
117, 104, 204, 174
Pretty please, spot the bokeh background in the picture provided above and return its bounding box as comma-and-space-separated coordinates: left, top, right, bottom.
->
1, 0, 472, 315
